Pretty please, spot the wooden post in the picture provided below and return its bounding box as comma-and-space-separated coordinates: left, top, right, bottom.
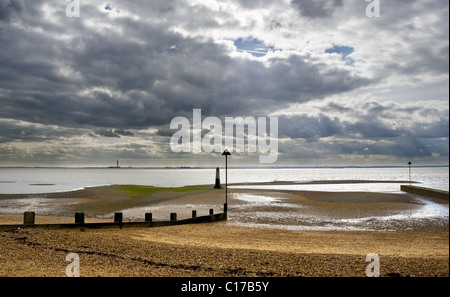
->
23, 211, 35, 225
145, 213, 152, 222
224, 203, 228, 213
114, 212, 123, 223
75, 212, 84, 224
170, 213, 177, 221
192, 210, 197, 218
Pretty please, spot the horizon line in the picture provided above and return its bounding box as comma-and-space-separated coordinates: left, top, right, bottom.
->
0, 165, 448, 169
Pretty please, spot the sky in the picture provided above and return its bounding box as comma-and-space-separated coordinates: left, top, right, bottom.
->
0, 0, 448, 167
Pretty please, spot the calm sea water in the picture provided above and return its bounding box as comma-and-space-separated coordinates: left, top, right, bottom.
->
0, 166, 448, 194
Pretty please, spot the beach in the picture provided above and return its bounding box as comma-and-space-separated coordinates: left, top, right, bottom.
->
0, 182, 448, 277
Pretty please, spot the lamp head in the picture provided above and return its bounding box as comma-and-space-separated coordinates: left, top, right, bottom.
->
222, 149, 231, 156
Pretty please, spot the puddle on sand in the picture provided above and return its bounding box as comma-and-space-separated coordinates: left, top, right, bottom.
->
231, 193, 303, 209
103, 203, 222, 221
226, 193, 449, 231
0, 198, 81, 216
4, 192, 446, 232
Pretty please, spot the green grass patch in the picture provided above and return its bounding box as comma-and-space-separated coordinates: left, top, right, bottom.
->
114, 185, 165, 196
114, 185, 210, 197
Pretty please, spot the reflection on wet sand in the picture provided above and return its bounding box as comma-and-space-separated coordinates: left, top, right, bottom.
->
0, 182, 448, 232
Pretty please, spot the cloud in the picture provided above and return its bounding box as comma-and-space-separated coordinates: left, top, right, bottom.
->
275, 98, 449, 164
280, 99, 449, 140
0, 3, 371, 129
0, 0, 448, 166
291, 0, 343, 18
0, 0, 24, 23
90, 129, 134, 138
114, 129, 134, 136
278, 114, 345, 141
93, 129, 120, 138
0, 118, 85, 143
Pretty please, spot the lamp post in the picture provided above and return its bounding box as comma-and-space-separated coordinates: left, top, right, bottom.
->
408, 161, 412, 185
222, 149, 231, 212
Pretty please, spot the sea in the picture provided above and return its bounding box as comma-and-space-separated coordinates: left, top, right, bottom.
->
0, 166, 448, 231
0, 166, 448, 194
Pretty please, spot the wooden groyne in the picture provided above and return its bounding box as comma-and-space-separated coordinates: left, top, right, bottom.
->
401, 185, 449, 201
0, 207, 227, 231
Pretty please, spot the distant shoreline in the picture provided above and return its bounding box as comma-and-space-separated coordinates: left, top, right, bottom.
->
0, 165, 448, 169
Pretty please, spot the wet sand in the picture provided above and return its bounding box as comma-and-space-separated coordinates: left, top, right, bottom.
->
0, 182, 448, 277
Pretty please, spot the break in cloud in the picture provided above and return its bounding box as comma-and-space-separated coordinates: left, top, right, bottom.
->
0, 0, 448, 167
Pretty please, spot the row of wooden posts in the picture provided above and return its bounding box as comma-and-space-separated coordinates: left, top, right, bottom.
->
22, 208, 222, 225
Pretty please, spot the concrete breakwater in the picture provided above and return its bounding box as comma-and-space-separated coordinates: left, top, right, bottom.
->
0, 207, 227, 231
401, 185, 449, 201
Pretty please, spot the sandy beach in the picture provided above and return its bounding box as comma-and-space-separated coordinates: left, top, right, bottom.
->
0, 182, 448, 277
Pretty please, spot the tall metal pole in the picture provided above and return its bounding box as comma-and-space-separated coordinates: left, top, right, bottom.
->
225, 154, 228, 205
222, 149, 231, 213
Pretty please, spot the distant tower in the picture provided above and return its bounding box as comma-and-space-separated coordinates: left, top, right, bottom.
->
214, 167, 222, 189
117, 160, 119, 168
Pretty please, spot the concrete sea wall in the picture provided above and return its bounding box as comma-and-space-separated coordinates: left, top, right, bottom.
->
401, 185, 449, 201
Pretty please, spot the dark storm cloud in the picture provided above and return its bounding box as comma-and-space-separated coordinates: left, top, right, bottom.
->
279, 135, 449, 163
291, 0, 343, 18
279, 100, 449, 142
114, 129, 134, 136
89, 128, 134, 138
0, 0, 448, 166
276, 98, 448, 162
0, 0, 372, 131
93, 129, 120, 138
278, 114, 345, 141
233, 0, 277, 9
0, 119, 85, 143
156, 128, 175, 137
336, 137, 449, 159
0, 0, 23, 22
